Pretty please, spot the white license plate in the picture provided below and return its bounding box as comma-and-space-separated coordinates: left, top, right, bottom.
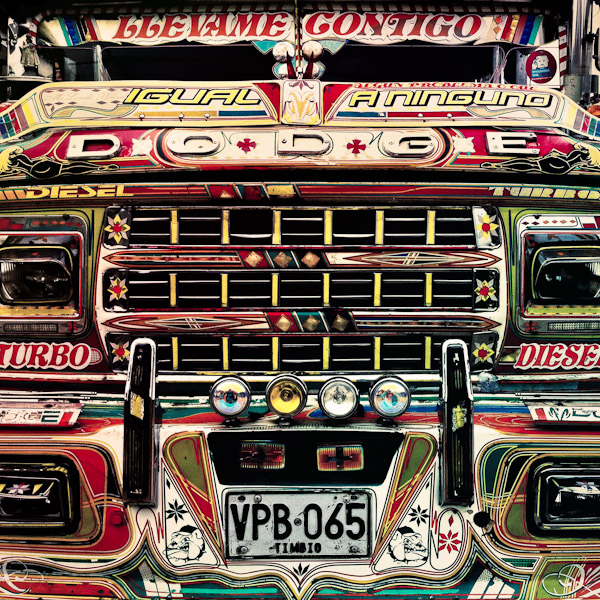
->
226, 491, 370, 559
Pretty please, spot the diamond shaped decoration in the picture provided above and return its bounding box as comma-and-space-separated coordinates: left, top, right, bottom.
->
276, 314, 294, 332
245, 251, 262, 268
302, 315, 320, 332
274, 251, 292, 268
301, 251, 321, 268
332, 315, 350, 332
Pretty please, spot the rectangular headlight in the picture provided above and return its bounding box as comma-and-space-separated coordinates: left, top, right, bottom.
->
530, 460, 600, 535
0, 215, 86, 335
517, 215, 600, 334
0, 458, 79, 533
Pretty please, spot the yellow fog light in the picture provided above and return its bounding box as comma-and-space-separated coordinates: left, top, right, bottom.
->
369, 376, 410, 418
266, 375, 307, 417
319, 377, 359, 420
209, 376, 251, 418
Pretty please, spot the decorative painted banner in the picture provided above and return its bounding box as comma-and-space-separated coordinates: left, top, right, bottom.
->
322, 82, 600, 140
0, 342, 102, 370
36, 12, 294, 46
1, 81, 600, 144
22, 10, 543, 48
515, 343, 600, 370
302, 12, 543, 46
0, 82, 281, 140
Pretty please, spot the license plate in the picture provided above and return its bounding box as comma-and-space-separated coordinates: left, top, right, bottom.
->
225, 491, 370, 559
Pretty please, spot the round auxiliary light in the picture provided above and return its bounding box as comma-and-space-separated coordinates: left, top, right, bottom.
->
369, 376, 411, 419
209, 376, 251, 418
319, 377, 359, 420
266, 375, 307, 418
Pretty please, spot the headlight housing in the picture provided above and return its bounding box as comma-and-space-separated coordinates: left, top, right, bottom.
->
369, 376, 411, 418
318, 377, 359, 419
266, 375, 307, 417
209, 376, 251, 418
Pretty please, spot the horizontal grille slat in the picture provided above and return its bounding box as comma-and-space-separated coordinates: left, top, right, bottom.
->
124, 207, 478, 248
108, 333, 476, 373
104, 268, 480, 310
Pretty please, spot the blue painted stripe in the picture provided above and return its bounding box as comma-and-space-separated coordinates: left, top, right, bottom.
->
519, 15, 536, 45
337, 111, 379, 118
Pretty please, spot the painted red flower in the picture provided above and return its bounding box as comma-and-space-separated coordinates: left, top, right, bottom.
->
439, 530, 460, 553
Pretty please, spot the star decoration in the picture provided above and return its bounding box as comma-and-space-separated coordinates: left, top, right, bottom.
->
473, 342, 495, 364
476, 213, 499, 240
453, 136, 475, 154
110, 340, 130, 363
166, 499, 189, 523
408, 505, 429, 526
107, 276, 128, 302
131, 137, 153, 156
475, 279, 497, 303
104, 214, 131, 244
439, 530, 460, 553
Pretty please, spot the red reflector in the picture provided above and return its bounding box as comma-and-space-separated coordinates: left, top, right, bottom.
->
317, 445, 363, 472
240, 442, 285, 470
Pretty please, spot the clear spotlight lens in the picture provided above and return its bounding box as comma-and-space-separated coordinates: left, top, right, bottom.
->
209, 376, 251, 418
319, 378, 359, 420
266, 376, 307, 417
369, 376, 410, 418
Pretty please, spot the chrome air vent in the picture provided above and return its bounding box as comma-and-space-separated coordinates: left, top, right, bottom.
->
431, 271, 474, 308
178, 210, 222, 245
129, 210, 172, 244
435, 209, 476, 245
280, 336, 323, 370
281, 210, 325, 245
383, 209, 428, 244
229, 209, 273, 243
332, 210, 377, 244
330, 273, 375, 307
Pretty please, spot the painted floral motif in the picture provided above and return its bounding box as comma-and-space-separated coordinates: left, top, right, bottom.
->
131, 137, 153, 156
347, 139, 366, 154
453, 136, 475, 155
104, 214, 130, 244
110, 340, 130, 363
408, 505, 429, 526
525, 321, 538, 333
475, 279, 497, 303
476, 213, 499, 240
7, 483, 29, 495
237, 138, 256, 153
107, 276, 128, 302
438, 529, 460, 553
166, 499, 189, 524
473, 342, 495, 364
